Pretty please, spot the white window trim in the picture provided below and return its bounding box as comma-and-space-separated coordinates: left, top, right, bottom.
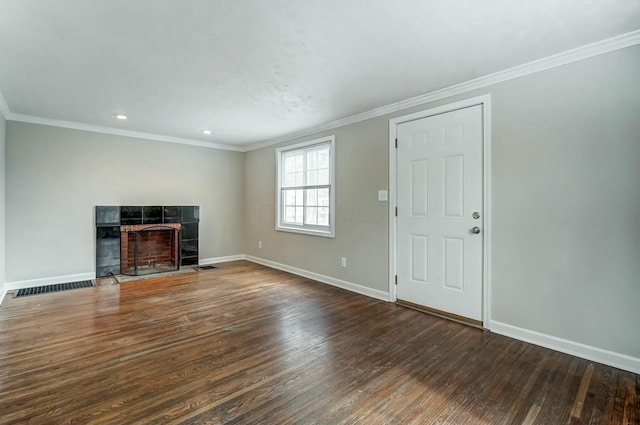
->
275, 135, 336, 238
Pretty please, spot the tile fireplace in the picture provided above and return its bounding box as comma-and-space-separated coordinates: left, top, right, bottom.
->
95, 206, 199, 277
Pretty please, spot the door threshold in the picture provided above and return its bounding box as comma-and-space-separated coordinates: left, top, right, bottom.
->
396, 299, 483, 329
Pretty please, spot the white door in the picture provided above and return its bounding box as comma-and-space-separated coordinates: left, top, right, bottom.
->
396, 105, 483, 321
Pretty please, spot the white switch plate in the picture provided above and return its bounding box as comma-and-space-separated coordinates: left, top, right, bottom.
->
341, 257, 347, 268
378, 190, 388, 201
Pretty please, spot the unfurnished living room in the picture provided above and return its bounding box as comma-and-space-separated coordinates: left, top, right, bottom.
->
0, 1, 639, 424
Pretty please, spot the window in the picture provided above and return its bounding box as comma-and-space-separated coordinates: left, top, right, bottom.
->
276, 135, 335, 237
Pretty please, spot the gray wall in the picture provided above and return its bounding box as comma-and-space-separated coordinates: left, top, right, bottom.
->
245, 45, 640, 358
245, 119, 389, 292
0, 113, 5, 291
5, 123, 245, 282
486, 47, 640, 358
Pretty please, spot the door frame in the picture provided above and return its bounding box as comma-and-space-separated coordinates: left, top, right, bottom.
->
388, 94, 492, 328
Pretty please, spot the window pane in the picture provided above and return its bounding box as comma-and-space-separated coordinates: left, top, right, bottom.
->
318, 169, 329, 185
318, 207, 329, 226
295, 172, 303, 186
317, 149, 330, 168
285, 173, 296, 186
307, 170, 317, 185
295, 207, 303, 224
305, 207, 318, 225
295, 155, 303, 171
295, 190, 304, 206
318, 188, 330, 206
284, 155, 297, 175
307, 151, 317, 170
306, 189, 317, 206
284, 206, 296, 223
285, 190, 296, 205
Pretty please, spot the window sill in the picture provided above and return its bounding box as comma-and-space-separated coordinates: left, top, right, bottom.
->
276, 225, 335, 238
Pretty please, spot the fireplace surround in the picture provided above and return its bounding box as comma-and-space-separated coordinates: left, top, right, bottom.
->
95, 205, 199, 277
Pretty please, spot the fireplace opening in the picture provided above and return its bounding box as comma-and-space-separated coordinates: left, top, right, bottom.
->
120, 224, 181, 276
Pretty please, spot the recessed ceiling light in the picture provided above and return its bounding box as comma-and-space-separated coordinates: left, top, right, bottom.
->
115, 114, 128, 120
202, 129, 212, 135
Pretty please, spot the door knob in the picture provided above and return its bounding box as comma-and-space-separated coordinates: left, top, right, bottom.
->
470, 227, 481, 234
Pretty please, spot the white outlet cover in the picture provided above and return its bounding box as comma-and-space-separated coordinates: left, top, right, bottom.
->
378, 190, 388, 201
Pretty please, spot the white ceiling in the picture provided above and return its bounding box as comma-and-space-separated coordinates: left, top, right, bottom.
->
0, 0, 639, 149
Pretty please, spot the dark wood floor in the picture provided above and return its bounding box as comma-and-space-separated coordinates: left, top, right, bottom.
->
0, 261, 637, 424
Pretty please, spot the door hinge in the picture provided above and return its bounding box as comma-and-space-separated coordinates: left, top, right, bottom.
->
395, 138, 398, 148
395, 275, 398, 285
395, 206, 398, 217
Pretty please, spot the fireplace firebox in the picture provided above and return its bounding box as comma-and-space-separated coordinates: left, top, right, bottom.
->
120, 224, 181, 276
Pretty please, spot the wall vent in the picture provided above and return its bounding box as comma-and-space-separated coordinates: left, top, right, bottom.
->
14, 280, 95, 298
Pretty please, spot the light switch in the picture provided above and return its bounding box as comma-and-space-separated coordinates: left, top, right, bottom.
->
378, 190, 388, 201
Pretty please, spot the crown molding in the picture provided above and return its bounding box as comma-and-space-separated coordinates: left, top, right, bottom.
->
0, 90, 10, 120
245, 29, 640, 151
8, 113, 244, 152
1, 30, 639, 152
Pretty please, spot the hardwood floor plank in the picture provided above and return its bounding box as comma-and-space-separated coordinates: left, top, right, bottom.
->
622, 373, 638, 425
0, 261, 637, 424
571, 362, 596, 421
588, 366, 617, 425
521, 404, 542, 425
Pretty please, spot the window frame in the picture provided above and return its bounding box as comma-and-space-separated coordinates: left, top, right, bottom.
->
275, 135, 336, 238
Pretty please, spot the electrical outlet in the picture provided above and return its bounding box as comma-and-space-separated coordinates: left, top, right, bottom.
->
258, 241, 262, 249
341, 257, 347, 268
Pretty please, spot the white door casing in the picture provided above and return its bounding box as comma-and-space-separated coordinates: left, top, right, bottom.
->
389, 96, 491, 324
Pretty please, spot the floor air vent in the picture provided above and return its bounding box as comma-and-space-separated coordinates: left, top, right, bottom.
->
14, 280, 95, 298
199, 265, 217, 270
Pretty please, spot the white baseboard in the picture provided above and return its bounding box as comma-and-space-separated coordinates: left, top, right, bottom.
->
5, 272, 97, 292
490, 320, 640, 374
199, 255, 246, 265
245, 255, 391, 302
1, 272, 96, 307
